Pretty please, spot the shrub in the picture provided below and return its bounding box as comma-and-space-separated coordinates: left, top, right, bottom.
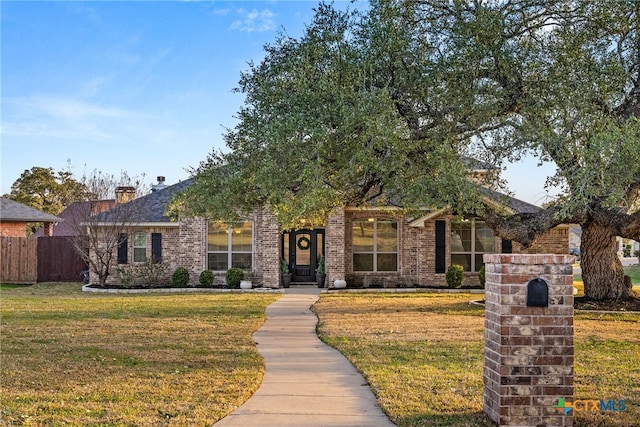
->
137, 261, 171, 288
225, 268, 245, 288
280, 258, 290, 274
199, 270, 214, 287
116, 265, 139, 287
172, 267, 190, 287
446, 264, 464, 288
478, 265, 486, 289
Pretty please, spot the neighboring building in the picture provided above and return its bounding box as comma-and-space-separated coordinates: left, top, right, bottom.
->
570, 227, 638, 260
0, 198, 62, 237
89, 176, 569, 287
618, 237, 640, 258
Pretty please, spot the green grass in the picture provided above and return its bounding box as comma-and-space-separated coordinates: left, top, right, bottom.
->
573, 265, 640, 294
0, 282, 280, 426
314, 293, 640, 427
0, 283, 33, 290
3, 283, 638, 426
624, 265, 640, 284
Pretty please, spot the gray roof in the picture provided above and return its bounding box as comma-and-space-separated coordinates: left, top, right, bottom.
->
33, 200, 117, 236
0, 198, 63, 222
462, 157, 498, 171
479, 187, 541, 214
90, 177, 539, 225
92, 179, 193, 223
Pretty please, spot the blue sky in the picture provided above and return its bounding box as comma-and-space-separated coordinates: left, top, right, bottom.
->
1, 0, 556, 204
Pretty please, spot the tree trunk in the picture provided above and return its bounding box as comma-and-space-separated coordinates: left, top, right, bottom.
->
580, 221, 629, 300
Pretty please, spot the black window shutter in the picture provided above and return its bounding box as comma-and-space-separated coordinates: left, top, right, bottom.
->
151, 233, 162, 263
435, 220, 446, 274
117, 234, 128, 264
502, 238, 513, 254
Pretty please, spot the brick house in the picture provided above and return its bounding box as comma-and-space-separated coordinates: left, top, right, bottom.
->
90, 178, 568, 287
0, 197, 62, 237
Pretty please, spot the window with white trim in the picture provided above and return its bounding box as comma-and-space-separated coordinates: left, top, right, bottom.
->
133, 232, 147, 263
207, 221, 253, 271
352, 218, 398, 272
451, 219, 495, 272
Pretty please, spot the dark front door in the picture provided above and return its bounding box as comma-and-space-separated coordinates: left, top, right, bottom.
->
282, 229, 325, 283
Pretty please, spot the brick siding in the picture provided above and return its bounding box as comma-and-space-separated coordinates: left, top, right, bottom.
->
94, 207, 569, 288
483, 254, 575, 426
0, 222, 28, 237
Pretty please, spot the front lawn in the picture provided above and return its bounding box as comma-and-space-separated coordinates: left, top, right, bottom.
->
0, 282, 280, 425
625, 265, 640, 284
574, 265, 640, 295
314, 293, 640, 427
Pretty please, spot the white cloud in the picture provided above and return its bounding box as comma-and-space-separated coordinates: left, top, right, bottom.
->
211, 7, 231, 16
5, 96, 151, 120
0, 95, 154, 142
230, 8, 276, 33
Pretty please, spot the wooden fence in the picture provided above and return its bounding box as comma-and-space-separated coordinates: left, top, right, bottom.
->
1, 237, 37, 283
1, 236, 87, 283
37, 236, 87, 282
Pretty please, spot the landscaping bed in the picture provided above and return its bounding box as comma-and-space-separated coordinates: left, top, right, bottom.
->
574, 295, 640, 312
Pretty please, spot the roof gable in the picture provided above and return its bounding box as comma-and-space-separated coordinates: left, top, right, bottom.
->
407, 188, 541, 227
0, 198, 62, 223
33, 200, 116, 236
92, 179, 193, 224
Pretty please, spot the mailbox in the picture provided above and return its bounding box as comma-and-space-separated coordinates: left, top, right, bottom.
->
526, 278, 549, 307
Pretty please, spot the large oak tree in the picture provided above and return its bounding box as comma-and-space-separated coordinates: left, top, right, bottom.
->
175, 1, 640, 301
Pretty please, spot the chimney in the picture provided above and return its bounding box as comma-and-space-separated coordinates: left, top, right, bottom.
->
115, 186, 136, 204
151, 176, 167, 192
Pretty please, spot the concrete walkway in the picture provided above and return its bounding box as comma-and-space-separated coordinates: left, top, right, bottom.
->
213, 287, 395, 427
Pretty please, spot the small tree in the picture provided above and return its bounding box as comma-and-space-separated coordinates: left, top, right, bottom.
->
66, 170, 150, 286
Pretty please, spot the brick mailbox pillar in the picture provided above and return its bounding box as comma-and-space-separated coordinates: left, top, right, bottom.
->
483, 254, 575, 426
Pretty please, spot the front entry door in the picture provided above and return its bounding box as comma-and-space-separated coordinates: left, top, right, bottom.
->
282, 229, 325, 283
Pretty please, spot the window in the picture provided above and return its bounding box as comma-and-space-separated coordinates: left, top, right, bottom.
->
207, 221, 253, 271
352, 218, 398, 272
451, 219, 495, 272
133, 232, 147, 263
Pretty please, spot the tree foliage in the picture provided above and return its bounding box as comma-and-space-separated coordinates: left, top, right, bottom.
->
172, 3, 480, 229
176, 1, 640, 300
4, 166, 90, 215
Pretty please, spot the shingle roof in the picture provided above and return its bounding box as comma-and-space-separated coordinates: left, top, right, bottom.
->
92, 179, 193, 223
479, 187, 541, 214
462, 157, 498, 171
33, 200, 116, 236
89, 178, 539, 225
0, 198, 63, 223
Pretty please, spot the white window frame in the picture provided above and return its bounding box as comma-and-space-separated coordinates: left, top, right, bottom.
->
133, 232, 147, 263
207, 221, 254, 271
